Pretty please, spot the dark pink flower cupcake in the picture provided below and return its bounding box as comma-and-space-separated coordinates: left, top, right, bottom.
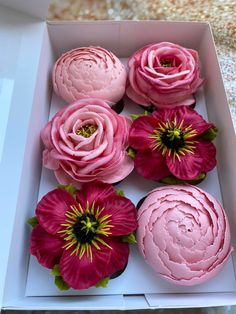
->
29, 182, 137, 290
129, 106, 217, 183
126, 42, 203, 109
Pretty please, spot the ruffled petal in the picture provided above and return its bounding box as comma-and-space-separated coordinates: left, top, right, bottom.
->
30, 225, 64, 269
135, 149, 171, 180
173, 106, 214, 136
196, 139, 216, 172
60, 237, 129, 290
36, 189, 79, 235
166, 151, 203, 180
75, 182, 116, 207
129, 116, 158, 150
99, 195, 137, 236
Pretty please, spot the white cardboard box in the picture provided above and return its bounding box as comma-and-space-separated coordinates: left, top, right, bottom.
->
1, 0, 236, 310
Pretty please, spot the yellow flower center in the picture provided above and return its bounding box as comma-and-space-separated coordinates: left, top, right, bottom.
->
58, 202, 113, 261
160, 58, 172, 67
76, 124, 97, 138
150, 117, 197, 161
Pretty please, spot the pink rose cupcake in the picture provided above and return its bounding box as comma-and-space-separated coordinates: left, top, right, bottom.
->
137, 185, 233, 286
53, 46, 127, 106
41, 98, 134, 185
126, 42, 203, 109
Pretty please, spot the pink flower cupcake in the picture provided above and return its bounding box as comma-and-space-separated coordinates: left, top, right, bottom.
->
137, 185, 233, 286
41, 98, 134, 185
129, 106, 217, 184
29, 182, 137, 290
126, 42, 203, 109
53, 46, 127, 106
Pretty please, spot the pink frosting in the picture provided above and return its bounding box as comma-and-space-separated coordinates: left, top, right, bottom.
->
41, 98, 134, 185
126, 42, 203, 108
137, 185, 233, 286
53, 46, 127, 105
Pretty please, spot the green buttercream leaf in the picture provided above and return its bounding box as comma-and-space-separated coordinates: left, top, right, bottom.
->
130, 111, 149, 120
57, 184, 77, 196
202, 127, 218, 141
54, 276, 70, 291
127, 147, 136, 159
116, 189, 124, 196
160, 173, 206, 185
95, 277, 110, 288
27, 216, 38, 227
50, 264, 60, 276
122, 233, 137, 244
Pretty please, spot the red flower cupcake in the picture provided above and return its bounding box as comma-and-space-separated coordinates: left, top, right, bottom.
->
126, 42, 203, 109
129, 106, 217, 183
29, 182, 137, 290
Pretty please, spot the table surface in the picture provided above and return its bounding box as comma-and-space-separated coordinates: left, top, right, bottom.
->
7, 1, 234, 313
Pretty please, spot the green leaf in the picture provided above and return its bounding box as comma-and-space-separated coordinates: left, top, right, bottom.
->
95, 277, 110, 288
160, 173, 206, 185
130, 111, 149, 121
27, 216, 38, 227
127, 147, 136, 159
116, 189, 124, 197
54, 276, 70, 291
57, 184, 77, 196
202, 127, 218, 141
122, 233, 137, 244
50, 264, 60, 276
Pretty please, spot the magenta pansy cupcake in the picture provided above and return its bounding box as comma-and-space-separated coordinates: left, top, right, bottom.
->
137, 185, 233, 286
29, 182, 137, 290
53, 46, 127, 105
41, 98, 134, 186
126, 42, 203, 108
129, 106, 217, 183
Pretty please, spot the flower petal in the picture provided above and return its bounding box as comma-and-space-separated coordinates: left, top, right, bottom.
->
129, 116, 158, 150
30, 225, 64, 269
75, 182, 116, 207
135, 149, 171, 180
60, 237, 129, 290
195, 139, 216, 172
166, 151, 203, 180
99, 195, 137, 236
173, 106, 214, 136
36, 189, 79, 235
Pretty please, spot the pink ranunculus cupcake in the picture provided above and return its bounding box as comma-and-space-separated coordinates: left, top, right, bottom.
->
41, 98, 134, 185
53, 46, 127, 105
126, 42, 203, 109
137, 185, 233, 286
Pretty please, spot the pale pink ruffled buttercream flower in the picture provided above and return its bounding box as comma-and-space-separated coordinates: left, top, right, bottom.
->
137, 185, 233, 286
126, 42, 203, 108
41, 98, 134, 185
53, 46, 127, 105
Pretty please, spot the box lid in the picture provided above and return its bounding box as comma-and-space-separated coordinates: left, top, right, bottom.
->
0, 0, 50, 20
0, 2, 49, 309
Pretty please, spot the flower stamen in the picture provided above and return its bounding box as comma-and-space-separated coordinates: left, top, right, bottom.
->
58, 202, 113, 262
150, 116, 197, 161
76, 124, 97, 138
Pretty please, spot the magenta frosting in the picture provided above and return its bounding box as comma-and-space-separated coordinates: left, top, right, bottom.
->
137, 185, 233, 286
53, 46, 127, 105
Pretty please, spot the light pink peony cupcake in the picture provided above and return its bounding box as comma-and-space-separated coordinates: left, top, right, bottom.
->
137, 185, 233, 286
126, 42, 203, 109
41, 98, 134, 185
53, 46, 127, 105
